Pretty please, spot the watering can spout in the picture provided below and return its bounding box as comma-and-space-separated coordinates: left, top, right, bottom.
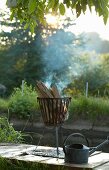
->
89, 136, 109, 156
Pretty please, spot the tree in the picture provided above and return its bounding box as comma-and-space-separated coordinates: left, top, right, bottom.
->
84, 32, 109, 54
0, 10, 86, 95
0, 11, 46, 95
6, 0, 109, 33
62, 53, 109, 97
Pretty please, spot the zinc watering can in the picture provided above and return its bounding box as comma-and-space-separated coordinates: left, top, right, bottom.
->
63, 133, 109, 164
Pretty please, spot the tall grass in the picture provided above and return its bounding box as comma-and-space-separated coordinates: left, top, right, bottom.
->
69, 96, 109, 121
0, 92, 109, 122
0, 98, 9, 113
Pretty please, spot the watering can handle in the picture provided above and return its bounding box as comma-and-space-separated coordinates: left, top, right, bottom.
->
63, 133, 89, 154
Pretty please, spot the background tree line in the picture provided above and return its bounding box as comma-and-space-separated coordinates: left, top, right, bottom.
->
0, 10, 109, 97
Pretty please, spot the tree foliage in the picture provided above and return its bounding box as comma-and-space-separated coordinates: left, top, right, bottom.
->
6, 0, 109, 33
1, 9, 109, 96
0, 10, 87, 94
63, 54, 109, 97
0, 11, 46, 95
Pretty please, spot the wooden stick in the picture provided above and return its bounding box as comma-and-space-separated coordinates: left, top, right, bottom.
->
36, 81, 53, 98
50, 84, 60, 98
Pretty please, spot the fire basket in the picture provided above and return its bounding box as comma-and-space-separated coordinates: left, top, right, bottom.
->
37, 97, 71, 156
37, 97, 71, 126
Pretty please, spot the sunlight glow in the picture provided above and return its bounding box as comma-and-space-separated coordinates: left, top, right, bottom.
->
45, 14, 59, 28
0, 0, 6, 9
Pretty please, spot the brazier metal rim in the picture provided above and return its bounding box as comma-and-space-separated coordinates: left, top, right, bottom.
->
37, 97, 72, 100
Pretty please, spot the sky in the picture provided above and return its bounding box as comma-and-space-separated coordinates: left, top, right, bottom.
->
0, 0, 109, 40
69, 9, 109, 41
0, 0, 6, 9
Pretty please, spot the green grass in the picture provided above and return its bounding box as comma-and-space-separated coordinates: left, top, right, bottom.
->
69, 95, 109, 121
0, 98, 9, 113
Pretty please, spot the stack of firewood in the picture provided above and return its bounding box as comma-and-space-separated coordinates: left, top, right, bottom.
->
36, 81, 61, 98
36, 81, 69, 125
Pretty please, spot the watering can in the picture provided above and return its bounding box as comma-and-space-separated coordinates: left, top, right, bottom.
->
63, 133, 109, 164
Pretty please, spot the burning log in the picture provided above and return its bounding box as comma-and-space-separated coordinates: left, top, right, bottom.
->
36, 81, 54, 98
36, 81, 71, 126
50, 84, 61, 98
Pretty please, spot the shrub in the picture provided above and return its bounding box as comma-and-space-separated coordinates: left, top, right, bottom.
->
9, 81, 38, 119
0, 117, 23, 143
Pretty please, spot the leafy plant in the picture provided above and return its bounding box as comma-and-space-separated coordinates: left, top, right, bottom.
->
6, 0, 109, 33
9, 81, 38, 119
0, 117, 23, 143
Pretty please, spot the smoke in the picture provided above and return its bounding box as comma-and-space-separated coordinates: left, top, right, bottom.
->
42, 29, 109, 90
42, 29, 83, 87
43, 30, 75, 70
